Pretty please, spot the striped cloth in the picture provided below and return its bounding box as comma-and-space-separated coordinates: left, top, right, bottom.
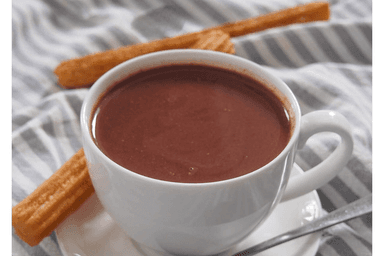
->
12, 0, 372, 255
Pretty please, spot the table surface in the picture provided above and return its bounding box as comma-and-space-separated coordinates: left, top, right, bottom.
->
12, 0, 372, 255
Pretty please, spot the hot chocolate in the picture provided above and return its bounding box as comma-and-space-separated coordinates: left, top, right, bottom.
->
91, 64, 292, 183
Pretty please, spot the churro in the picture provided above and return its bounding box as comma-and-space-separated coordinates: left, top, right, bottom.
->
54, 2, 329, 89
12, 148, 94, 246
190, 30, 235, 54
212, 1, 330, 37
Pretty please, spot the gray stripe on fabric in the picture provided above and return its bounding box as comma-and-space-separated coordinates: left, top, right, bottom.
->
131, 0, 153, 10
13, 6, 65, 60
307, 27, 345, 63
189, 0, 228, 24
64, 93, 84, 120
352, 231, 372, 251
57, 105, 82, 152
326, 235, 359, 256
12, 114, 31, 131
12, 32, 57, 84
239, 41, 268, 66
13, 230, 52, 256
19, 129, 57, 172
222, 0, 251, 17
332, 24, 371, 64
41, 116, 68, 164
332, 6, 348, 19
283, 30, 317, 64
44, 8, 67, 31
300, 74, 340, 98
364, 3, 372, 17
30, 94, 83, 152
340, 111, 372, 151
346, 158, 372, 191
132, 16, 166, 39
335, 86, 371, 123
356, 23, 372, 46
108, 26, 137, 46
344, 1, 367, 18
12, 86, 34, 110
299, 147, 372, 228
31, 6, 90, 57
298, 145, 368, 201
132, 3, 197, 40
358, 212, 373, 230
264, 36, 296, 67
303, 137, 372, 191
335, 67, 372, 99
36, 0, 98, 48
89, 34, 112, 51
317, 189, 337, 212
12, 146, 48, 185
366, 0, 372, 10
355, 23, 372, 45
363, 68, 372, 85
13, 68, 57, 101
30, 7, 59, 45
284, 80, 326, 109
91, 0, 104, 8
249, 3, 275, 14
336, 11, 349, 19
23, 5, 91, 56
353, 131, 372, 155
12, 181, 29, 202
67, 42, 91, 57
41, 0, 95, 27
110, 0, 126, 7
161, 0, 206, 26
12, 68, 46, 97
50, 232, 59, 245
12, 26, 53, 79
328, 176, 360, 203
336, 66, 372, 87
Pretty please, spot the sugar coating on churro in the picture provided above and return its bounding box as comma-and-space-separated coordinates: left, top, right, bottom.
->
215, 1, 330, 37
54, 2, 329, 89
190, 30, 236, 54
12, 148, 94, 246
55, 34, 201, 89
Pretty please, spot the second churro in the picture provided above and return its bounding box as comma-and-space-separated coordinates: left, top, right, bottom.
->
54, 2, 329, 89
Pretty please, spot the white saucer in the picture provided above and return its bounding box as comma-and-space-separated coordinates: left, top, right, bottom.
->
56, 164, 322, 256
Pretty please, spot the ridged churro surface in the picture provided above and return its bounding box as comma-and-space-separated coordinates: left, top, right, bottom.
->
190, 30, 236, 54
12, 148, 94, 246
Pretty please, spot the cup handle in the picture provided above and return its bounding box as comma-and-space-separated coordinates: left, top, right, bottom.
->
281, 110, 354, 202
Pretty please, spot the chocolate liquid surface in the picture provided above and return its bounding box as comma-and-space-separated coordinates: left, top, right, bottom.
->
92, 65, 291, 183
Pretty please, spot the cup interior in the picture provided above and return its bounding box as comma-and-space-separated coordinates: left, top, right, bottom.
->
81, 49, 301, 185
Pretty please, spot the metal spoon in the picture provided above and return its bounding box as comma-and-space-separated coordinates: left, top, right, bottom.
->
232, 194, 372, 256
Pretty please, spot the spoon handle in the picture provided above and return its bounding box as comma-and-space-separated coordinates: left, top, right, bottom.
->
233, 194, 372, 256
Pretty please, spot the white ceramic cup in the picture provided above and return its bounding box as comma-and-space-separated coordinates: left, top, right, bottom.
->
80, 49, 354, 256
